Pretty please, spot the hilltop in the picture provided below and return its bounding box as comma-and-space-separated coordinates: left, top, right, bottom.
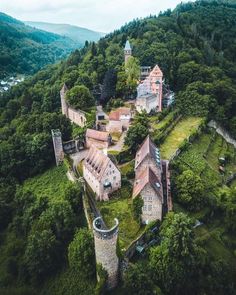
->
0, 12, 78, 78
0, 0, 236, 294
25, 21, 104, 46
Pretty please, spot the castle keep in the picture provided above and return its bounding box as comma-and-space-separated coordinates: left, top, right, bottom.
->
93, 217, 119, 290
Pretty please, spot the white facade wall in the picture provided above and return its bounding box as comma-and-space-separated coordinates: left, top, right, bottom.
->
141, 184, 163, 224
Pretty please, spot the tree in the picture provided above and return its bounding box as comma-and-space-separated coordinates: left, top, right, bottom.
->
100, 69, 117, 105
37, 200, 76, 242
125, 123, 149, 152
125, 56, 140, 95
24, 229, 59, 282
150, 212, 203, 294
124, 263, 156, 295
175, 169, 205, 211
66, 85, 94, 110
64, 183, 83, 215
68, 228, 95, 278
132, 196, 144, 224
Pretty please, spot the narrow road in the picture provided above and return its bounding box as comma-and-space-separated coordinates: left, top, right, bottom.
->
108, 131, 126, 152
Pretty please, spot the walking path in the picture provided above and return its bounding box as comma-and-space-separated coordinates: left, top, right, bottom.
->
208, 120, 236, 148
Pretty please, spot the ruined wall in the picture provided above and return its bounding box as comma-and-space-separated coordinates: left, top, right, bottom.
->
67, 107, 87, 127
51, 129, 64, 166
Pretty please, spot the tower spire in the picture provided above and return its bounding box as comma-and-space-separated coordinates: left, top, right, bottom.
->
124, 39, 132, 65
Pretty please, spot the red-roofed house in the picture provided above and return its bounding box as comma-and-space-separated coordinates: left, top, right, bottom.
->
86, 129, 112, 149
133, 135, 172, 224
83, 146, 121, 201
106, 107, 132, 133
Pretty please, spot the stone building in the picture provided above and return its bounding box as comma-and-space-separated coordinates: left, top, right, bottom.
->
83, 146, 121, 201
86, 129, 112, 149
60, 83, 87, 127
51, 129, 64, 166
136, 65, 163, 114
106, 107, 132, 133
93, 217, 119, 289
124, 40, 132, 65
133, 136, 172, 224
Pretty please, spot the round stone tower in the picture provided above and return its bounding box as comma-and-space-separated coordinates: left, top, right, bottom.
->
93, 217, 119, 290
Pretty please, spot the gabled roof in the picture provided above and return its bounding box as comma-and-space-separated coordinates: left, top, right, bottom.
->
133, 167, 163, 201
151, 65, 163, 77
83, 146, 111, 181
86, 129, 111, 142
124, 40, 131, 51
135, 135, 161, 169
109, 107, 131, 121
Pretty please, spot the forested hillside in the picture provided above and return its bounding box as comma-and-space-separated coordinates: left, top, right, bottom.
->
25, 21, 104, 46
0, 13, 78, 79
0, 1, 236, 294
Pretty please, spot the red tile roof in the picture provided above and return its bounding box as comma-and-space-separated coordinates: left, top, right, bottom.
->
132, 167, 163, 201
109, 107, 131, 121
83, 146, 111, 181
135, 135, 160, 169
86, 129, 111, 142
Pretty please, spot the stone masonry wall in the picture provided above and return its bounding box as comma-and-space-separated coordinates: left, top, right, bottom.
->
94, 233, 119, 289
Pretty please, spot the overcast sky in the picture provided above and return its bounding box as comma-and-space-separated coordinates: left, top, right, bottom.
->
0, 0, 185, 33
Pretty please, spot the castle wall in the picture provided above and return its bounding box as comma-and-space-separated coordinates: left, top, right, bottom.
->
51, 130, 64, 166
67, 107, 87, 127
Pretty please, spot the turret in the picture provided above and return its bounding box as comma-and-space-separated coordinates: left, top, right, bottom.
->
51, 129, 64, 166
124, 40, 132, 65
93, 217, 119, 289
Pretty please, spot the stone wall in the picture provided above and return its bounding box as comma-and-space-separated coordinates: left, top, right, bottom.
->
208, 120, 236, 148
51, 129, 64, 166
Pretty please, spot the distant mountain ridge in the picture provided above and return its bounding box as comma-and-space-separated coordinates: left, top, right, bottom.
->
25, 21, 104, 45
0, 12, 79, 79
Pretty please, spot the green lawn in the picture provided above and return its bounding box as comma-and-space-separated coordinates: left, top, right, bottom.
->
149, 111, 176, 131
160, 117, 204, 159
96, 184, 144, 251
22, 164, 70, 202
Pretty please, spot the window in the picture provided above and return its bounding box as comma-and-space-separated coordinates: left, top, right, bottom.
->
148, 205, 152, 211
113, 176, 116, 180
148, 196, 152, 201
143, 205, 147, 211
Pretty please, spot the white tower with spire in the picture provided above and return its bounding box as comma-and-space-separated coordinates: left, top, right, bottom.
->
124, 40, 132, 65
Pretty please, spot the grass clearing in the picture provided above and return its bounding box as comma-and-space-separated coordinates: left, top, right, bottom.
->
96, 184, 144, 250
160, 117, 204, 159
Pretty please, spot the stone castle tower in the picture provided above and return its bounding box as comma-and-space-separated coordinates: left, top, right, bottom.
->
60, 83, 68, 117
51, 129, 64, 166
124, 40, 132, 65
93, 217, 119, 289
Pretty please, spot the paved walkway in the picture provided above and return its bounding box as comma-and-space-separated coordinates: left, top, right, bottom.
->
108, 132, 126, 152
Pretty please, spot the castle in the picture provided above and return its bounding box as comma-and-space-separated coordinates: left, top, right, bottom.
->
60, 84, 87, 127
123, 40, 163, 113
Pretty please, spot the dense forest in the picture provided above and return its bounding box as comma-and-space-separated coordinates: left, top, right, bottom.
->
0, 0, 236, 294
0, 13, 79, 79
